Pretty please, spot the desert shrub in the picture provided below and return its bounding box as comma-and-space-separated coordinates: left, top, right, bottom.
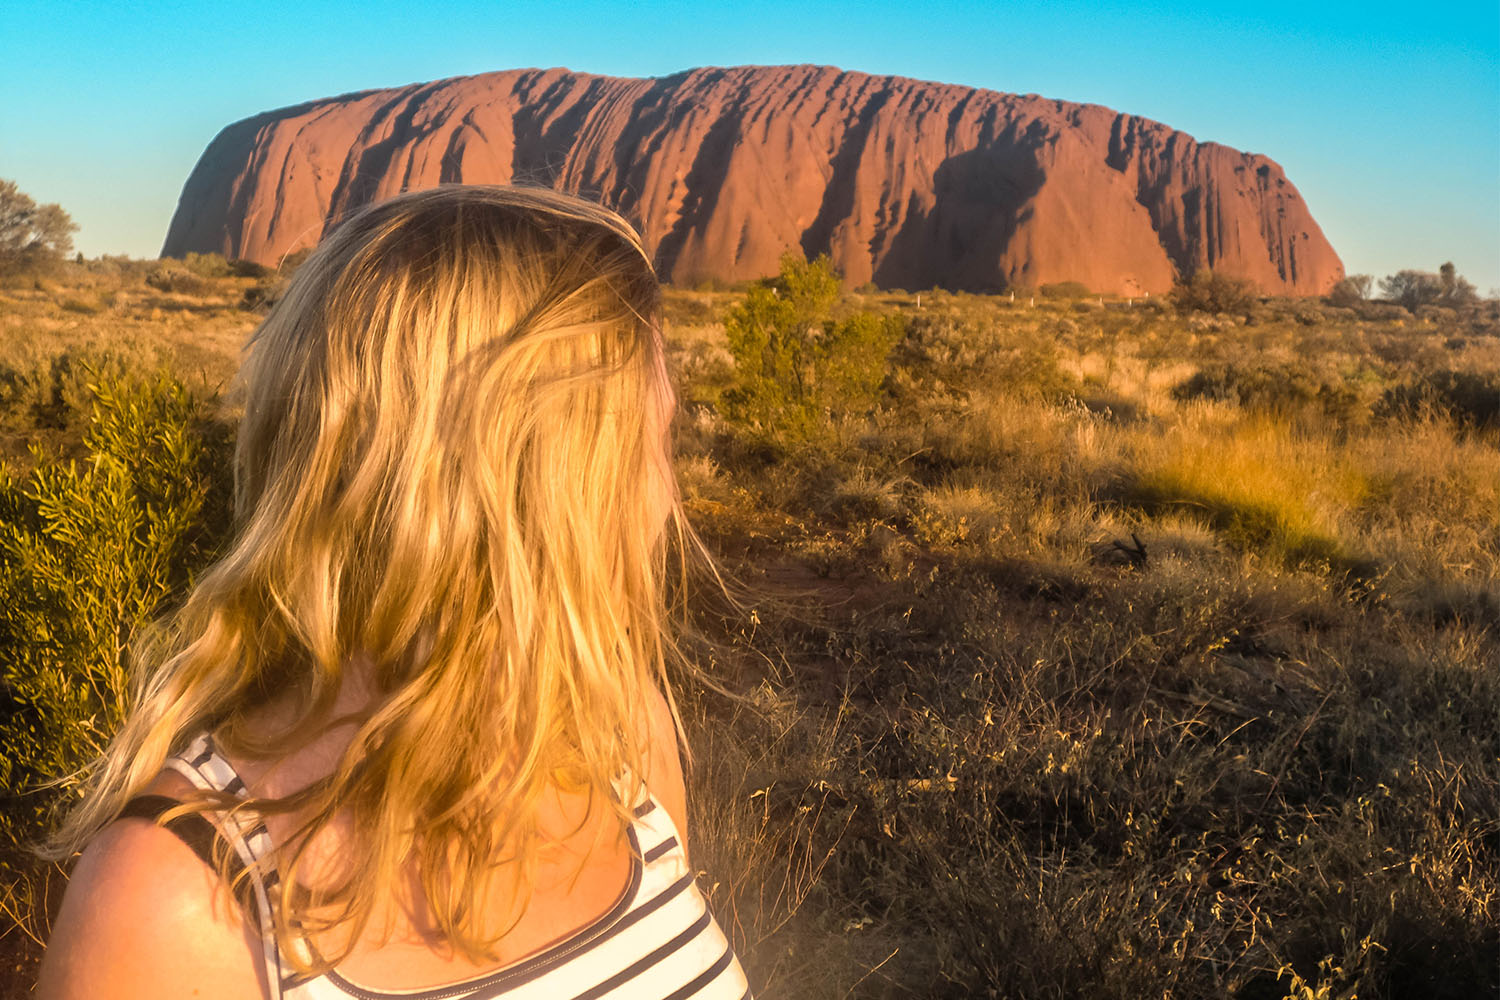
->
56, 296, 99, 316
1380, 270, 1443, 311
664, 291, 722, 327
910, 483, 1006, 549
1171, 362, 1366, 422
1128, 470, 1347, 568
722, 253, 903, 441
1173, 363, 1320, 408
177, 252, 230, 278
1358, 301, 1410, 322
1326, 275, 1373, 307
1414, 305, 1459, 324
176, 251, 272, 281
1040, 281, 1090, 299
823, 466, 904, 523
145, 263, 214, 296
900, 313, 1080, 402
276, 247, 314, 275
1078, 391, 1144, 423
1382, 265, 1476, 312
1171, 270, 1257, 316
77, 255, 155, 286
0, 348, 150, 442
1379, 370, 1500, 429
240, 278, 287, 312
1292, 302, 1329, 325
0, 369, 232, 936
227, 258, 272, 279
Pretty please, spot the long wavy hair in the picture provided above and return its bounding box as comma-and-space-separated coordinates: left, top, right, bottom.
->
49, 184, 699, 971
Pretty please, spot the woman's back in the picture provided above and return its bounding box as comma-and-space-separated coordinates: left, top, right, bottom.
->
40, 678, 750, 998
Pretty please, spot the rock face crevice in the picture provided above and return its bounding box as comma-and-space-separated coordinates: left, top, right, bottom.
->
163, 65, 1343, 295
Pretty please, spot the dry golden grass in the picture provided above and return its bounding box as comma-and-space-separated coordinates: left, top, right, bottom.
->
664, 287, 1499, 998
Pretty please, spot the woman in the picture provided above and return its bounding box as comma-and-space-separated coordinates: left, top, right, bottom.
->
36, 186, 752, 999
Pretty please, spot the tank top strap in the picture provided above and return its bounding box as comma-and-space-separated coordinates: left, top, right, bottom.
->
613, 768, 692, 891
160, 742, 745, 999
166, 733, 291, 999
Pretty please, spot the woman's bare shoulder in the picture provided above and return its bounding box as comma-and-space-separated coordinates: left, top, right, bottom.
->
35, 775, 268, 1000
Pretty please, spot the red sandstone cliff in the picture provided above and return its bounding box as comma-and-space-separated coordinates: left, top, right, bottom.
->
162, 65, 1343, 296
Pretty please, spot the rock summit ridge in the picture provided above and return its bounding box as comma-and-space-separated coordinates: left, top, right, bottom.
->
163, 64, 1343, 295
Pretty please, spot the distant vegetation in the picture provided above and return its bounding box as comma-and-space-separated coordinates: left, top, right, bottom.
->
0, 249, 1497, 998
1170, 270, 1259, 315
1378, 262, 1479, 312
0, 180, 78, 277
1039, 280, 1091, 299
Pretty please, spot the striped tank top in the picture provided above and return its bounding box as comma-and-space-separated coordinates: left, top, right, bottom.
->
141, 734, 752, 1000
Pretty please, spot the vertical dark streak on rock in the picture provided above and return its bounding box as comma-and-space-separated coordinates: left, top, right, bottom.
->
799, 85, 893, 261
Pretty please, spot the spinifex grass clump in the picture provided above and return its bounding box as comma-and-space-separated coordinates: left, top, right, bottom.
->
1122, 414, 1365, 570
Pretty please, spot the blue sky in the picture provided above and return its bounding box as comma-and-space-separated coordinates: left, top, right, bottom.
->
3, 0, 1497, 291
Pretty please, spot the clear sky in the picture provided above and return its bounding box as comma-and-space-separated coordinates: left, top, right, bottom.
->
3, 0, 1497, 291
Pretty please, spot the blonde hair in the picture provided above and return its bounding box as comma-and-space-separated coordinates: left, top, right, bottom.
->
50, 184, 697, 970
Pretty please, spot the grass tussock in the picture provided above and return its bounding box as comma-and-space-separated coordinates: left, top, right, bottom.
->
0, 267, 1497, 997
1123, 414, 1361, 569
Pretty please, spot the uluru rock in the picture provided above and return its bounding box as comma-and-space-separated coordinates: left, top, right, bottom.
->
163, 65, 1343, 296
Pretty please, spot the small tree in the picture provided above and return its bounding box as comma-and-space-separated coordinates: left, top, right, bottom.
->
1438, 262, 1477, 304
1170, 269, 1257, 316
1379, 264, 1478, 311
0, 179, 79, 275
1326, 274, 1372, 307
1379, 270, 1443, 311
722, 253, 903, 441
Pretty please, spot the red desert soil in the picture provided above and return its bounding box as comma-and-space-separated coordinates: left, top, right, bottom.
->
163, 65, 1343, 296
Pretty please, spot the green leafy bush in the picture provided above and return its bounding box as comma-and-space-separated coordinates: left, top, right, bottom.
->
0, 348, 155, 446
0, 369, 232, 898
721, 253, 903, 441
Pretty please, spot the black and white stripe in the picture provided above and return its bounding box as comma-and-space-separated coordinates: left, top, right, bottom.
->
168, 737, 752, 1000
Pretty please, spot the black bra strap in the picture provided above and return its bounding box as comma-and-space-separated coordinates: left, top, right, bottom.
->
118, 795, 224, 869
117, 794, 259, 921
